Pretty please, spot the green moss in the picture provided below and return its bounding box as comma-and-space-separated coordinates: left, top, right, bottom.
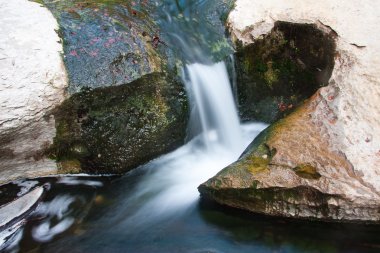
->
251, 180, 259, 189
58, 159, 82, 174
293, 164, 322, 180
219, 0, 235, 24
234, 155, 269, 175
263, 62, 279, 87
211, 38, 233, 56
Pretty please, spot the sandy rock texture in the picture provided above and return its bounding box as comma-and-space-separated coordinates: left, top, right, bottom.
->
200, 0, 380, 222
0, 0, 67, 184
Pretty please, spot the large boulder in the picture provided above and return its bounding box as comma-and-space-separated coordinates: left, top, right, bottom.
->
200, 0, 380, 222
0, 0, 67, 184
50, 72, 188, 174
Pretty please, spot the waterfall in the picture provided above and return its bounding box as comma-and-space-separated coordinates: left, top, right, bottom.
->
184, 62, 242, 152
103, 62, 266, 230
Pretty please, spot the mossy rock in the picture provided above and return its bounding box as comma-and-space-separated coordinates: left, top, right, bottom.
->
50, 72, 188, 174
198, 117, 342, 221
234, 21, 336, 123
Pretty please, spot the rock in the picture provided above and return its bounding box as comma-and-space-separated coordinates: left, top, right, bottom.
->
41, 0, 169, 93
0, 0, 68, 184
155, 0, 236, 63
200, 0, 380, 222
51, 72, 188, 174
41, 0, 234, 174
0, 186, 44, 228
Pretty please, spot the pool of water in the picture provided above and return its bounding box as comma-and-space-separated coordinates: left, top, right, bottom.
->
2, 170, 379, 252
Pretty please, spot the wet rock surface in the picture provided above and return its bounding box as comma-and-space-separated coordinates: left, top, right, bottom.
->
0, 186, 44, 228
40, 0, 168, 93
200, 97, 380, 222
200, 0, 380, 222
51, 72, 188, 174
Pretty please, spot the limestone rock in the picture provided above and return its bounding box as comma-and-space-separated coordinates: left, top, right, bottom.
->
0, 0, 68, 184
200, 0, 380, 222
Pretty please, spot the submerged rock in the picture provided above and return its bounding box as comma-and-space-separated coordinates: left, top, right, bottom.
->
200, 0, 380, 222
51, 73, 188, 174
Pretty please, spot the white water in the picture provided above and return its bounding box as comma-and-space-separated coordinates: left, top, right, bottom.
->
115, 62, 267, 229
185, 62, 242, 151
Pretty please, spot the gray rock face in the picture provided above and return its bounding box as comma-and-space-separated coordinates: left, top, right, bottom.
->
200, 0, 380, 222
40, 0, 236, 93
0, 0, 67, 184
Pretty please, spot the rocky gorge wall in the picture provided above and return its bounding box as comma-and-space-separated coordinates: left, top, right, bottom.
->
200, 0, 380, 222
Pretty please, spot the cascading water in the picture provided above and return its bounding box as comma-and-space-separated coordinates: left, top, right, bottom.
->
105, 62, 266, 230
100, 0, 269, 228
185, 62, 242, 151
